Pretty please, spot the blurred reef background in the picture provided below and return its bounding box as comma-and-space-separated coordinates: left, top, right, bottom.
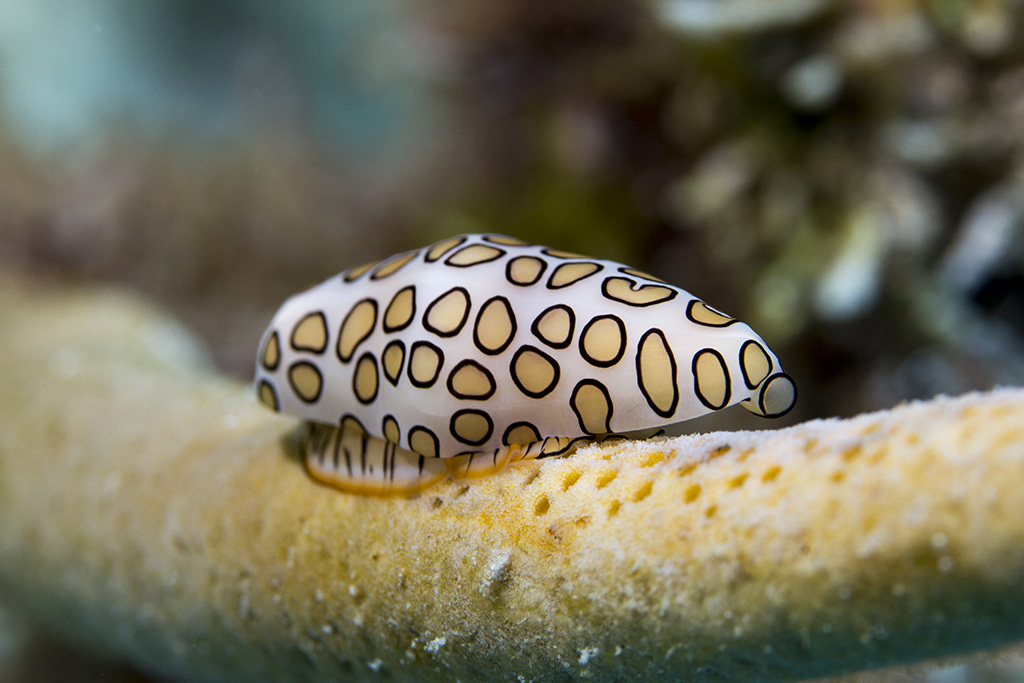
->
2, 0, 1024, 680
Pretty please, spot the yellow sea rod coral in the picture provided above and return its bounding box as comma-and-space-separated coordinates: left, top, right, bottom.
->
1, 274, 1023, 681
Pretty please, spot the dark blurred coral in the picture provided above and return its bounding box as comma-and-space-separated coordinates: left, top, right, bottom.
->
0, 137, 426, 376
417, 0, 1024, 419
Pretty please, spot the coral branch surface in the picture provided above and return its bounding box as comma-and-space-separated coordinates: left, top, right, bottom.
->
1, 274, 1023, 682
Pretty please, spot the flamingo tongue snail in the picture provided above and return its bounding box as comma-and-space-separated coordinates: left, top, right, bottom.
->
255, 234, 796, 495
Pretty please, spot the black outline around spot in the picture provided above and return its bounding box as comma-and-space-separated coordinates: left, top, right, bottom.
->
287, 361, 324, 403
332, 416, 363, 477
546, 261, 603, 290
383, 285, 417, 333
538, 436, 577, 457
407, 340, 444, 388
452, 449, 486, 460
408, 425, 440, 458
569, 379, 613, 435
692, 348, 731, 410
370, 252, 417, 280
757, 373, 797, 418
444, 244, 505, 268
579, 314, 627, 368
685, 299, 737, 327
502, 421, 541, 446
473, 295, 517, 355
423, 236, 467, 263
342, 259, 382, 283
636, 328, 679, 418
446, 359, 496, 400
423, 286, 471, 338
483, 234, 529, 247
290, 311, 328, 353
352, 352, 380, 405
510, 345, 560, 399
505, 255, 548, 287
739, 339, 772, 390
617, 266, 665, 283
382, 414, 401, 444
449, 409, 494, 446
541, 247, 585, 259
600, 276, 678, 308
336, 298, 378, 363
257, 379, 279, 411
381, 340, 406, 386
530, 304, 575, 349
261, 331, 280, 370
337, 413, 366, 436
332, 418, 356, 476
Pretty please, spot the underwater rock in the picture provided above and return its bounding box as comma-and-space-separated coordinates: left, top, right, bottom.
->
1, 273, 1023, 682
